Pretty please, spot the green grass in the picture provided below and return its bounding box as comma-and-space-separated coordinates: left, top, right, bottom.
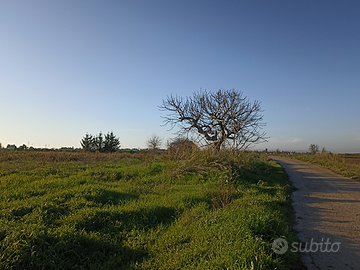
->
281, 152, 360, 180
0, 150, 299, 269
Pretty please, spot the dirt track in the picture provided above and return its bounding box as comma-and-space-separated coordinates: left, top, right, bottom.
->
270, 156, 360, 270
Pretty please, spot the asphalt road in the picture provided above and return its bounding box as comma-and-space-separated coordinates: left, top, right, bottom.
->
270, 156, 360, 270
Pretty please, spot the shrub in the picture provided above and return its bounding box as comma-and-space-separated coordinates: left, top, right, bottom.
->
165, 137, 198, 160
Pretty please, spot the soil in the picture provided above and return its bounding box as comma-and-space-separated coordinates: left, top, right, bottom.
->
270, 156, 360, 270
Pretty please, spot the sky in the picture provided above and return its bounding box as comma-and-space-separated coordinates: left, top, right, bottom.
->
1, 0, 359, 153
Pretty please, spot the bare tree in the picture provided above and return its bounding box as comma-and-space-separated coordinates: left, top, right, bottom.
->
159, 89, 267, 150
147, 134, 162, 150
309, 144, 319, 154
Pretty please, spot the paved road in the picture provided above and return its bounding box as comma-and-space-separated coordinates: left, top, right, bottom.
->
270, 156, 360, 270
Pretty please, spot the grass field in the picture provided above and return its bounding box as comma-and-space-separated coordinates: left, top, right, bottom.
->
281, 152, 360, 180
0, 149, 299, 269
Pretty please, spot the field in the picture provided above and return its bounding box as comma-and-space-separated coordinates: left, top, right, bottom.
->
0, 149, 299, 269
341, 154, 360, 166
281, 152, 360, 180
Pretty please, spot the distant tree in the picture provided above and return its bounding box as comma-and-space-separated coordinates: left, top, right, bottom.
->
80, 133, 94, 151
159, 89, 267, 150
147, 134, 162, 150
309, 144, 319, 154
81, 131, 120, 152
18, 144, 28, 151
104, 131, 121, 152
94, 132, 105, 152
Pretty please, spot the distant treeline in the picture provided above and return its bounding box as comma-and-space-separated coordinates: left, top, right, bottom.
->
80, 131, 120, 153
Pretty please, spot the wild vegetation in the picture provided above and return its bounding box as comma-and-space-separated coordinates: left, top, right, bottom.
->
281, 151, 360, 180
0, 148, 299, 269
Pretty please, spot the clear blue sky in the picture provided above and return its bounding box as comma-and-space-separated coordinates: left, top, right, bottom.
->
1, 0, 359, 153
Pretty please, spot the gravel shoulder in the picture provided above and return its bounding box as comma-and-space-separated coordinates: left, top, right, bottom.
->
270, 156, 360, 270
